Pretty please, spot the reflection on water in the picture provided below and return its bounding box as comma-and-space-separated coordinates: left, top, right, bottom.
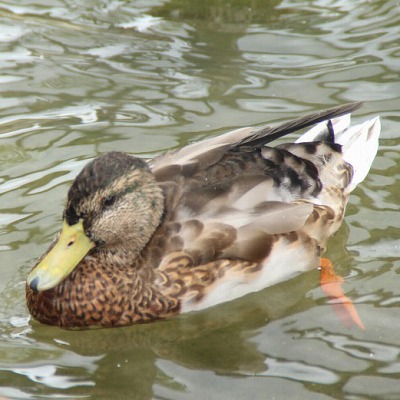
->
0, 0, 400, 399
0, 271, 321, 398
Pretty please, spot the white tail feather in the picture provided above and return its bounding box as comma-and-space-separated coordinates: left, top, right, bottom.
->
336, 117, 380, 192
296, 113, 380, 193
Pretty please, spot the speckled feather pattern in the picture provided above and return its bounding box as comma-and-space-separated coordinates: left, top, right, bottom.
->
26, 102, 380, 328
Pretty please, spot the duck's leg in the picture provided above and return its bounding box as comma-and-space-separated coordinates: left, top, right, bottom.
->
319, 258, 365, 330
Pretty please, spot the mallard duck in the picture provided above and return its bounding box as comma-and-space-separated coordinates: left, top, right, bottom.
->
26, 102, 380, 329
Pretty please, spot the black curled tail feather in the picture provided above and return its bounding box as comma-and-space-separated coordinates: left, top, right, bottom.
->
237, 102, 363, 148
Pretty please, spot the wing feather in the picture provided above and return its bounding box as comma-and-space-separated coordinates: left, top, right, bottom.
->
150, 102, 363, 180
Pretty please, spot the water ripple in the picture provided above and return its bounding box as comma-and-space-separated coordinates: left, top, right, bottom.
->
0, 1, 399, 399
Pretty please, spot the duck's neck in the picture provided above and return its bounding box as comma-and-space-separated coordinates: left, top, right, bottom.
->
91, 244, 145, 271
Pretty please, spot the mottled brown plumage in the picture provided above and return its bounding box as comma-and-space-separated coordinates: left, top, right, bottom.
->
26, 102, 380, 329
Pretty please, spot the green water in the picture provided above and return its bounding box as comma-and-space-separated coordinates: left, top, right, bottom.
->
1, 0, 400, 399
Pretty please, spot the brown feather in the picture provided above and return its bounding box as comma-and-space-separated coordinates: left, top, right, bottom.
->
26, 102, 379, 329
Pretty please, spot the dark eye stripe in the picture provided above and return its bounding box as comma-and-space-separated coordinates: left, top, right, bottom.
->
65, 206, 80, 225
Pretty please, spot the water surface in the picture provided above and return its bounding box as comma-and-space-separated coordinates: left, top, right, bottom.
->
1, 0, 400, 399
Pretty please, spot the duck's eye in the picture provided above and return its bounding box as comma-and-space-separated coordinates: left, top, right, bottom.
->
103, 195, 117, 207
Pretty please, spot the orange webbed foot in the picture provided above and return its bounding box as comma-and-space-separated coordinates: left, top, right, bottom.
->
319, 258, 365, 331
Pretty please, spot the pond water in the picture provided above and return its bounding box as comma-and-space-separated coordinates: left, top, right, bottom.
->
1, 0, 400, 399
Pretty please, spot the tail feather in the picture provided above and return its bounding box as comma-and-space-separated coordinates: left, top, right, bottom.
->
297, 113, 380, 193
337, 116, 380, 193
295, 114, 351, 143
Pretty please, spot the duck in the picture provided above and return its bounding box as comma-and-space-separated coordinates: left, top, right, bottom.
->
26, 102, 380, 329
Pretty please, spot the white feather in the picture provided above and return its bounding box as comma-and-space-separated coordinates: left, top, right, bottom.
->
180, 235, 318, 313
296, 113, 380, 193
337, 117, 380, 192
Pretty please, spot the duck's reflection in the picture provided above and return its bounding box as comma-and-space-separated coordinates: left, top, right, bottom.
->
27, 270, 318, 399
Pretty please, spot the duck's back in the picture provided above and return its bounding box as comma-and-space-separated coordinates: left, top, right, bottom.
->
144, 104, 380, 313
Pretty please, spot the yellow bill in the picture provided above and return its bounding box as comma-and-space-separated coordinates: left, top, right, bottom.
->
27, 219, 95, 292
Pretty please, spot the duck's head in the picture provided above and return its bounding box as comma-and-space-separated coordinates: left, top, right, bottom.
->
27, 151, 164, 292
